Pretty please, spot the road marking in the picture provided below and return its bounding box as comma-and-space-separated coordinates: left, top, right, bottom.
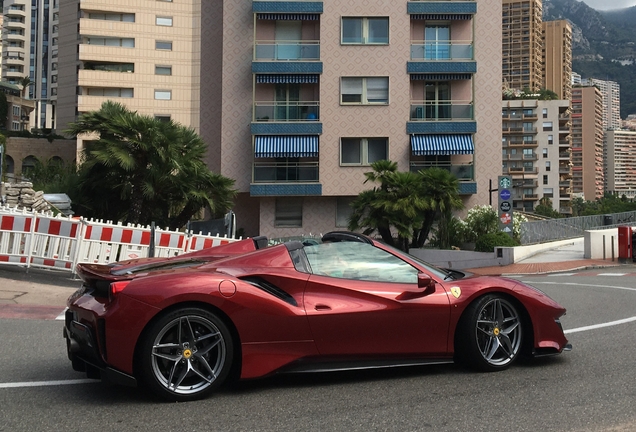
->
0, 379, 95, 389
525, 281, 636, 292
565, 316, 636, 334
547, 273, 576, 277
597, 273, 627, 276
56, 307, 68, 321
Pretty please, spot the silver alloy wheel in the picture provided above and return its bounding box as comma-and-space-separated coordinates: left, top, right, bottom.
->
475, 297, 522, 367
150, 315, 227, 395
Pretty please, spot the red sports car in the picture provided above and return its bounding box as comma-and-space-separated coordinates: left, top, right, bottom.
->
64, 231, 571, 401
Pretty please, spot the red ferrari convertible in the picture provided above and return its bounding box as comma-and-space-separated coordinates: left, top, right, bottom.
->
64, 231, 571, 401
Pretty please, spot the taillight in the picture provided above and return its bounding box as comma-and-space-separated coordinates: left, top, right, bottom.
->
109, 281, 131, 301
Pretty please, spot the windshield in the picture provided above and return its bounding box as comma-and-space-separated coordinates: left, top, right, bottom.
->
376, 242, 452, 280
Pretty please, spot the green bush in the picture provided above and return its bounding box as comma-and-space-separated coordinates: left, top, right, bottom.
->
475, 232, 519, 252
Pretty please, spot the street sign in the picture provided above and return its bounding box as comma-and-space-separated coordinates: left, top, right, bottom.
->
497, 176, 513, 237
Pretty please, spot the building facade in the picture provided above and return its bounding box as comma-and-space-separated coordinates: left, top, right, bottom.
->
55, 0, 202, 140
502, 98, 572, 214
571, 85, 604, 200
582, 77, 621, 131
542, 19, 571, 100
2, 0, 56, 129
604, 130, 636, 199
502, 0, 543, 93
54, 0, 502, 238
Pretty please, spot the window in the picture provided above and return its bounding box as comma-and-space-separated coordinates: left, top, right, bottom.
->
523, 122, 533, 132
156, 16, 173, 26
341, 77, 388, 104
542, 121, 553, 131
275, 198, 302, 227
155, 65, 172, 75
542, 148, 548, 158
545, 161, 551, 171
342, 17, 389, 44
548, 134, 553, 145
154, 90, 172, 100
424, 26, 450, 59
523, 135, 534, 142
543, 188, 554, 198
86, 37, 134, 47
543, 175, 548, 185
523, 109, 534, 116
86, 87, 134, 97
523, 148, 533, 158
88, 13, 135, 22
155, 115, 171, 123
341, 138, 387, 165
542, 108, 548, 118
12, 106, 21, 116
336, 197, 354, 228
155, 41, 172, 50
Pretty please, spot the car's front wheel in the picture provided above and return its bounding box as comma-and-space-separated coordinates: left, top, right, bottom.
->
456, 294, 523, 371
138, 307, 233, 401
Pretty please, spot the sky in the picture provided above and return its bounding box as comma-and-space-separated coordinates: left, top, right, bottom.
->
579, 0, 636, 10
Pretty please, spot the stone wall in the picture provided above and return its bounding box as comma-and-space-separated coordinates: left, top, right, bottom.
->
1, 182, 50, 213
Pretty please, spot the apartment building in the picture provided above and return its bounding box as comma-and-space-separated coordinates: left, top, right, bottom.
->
571, 85, 604, 200
604, 130, 636, 199
54, 0, 502, 238
56, 0, 201, 139
502, 99, 572, 214
502, 0, 543, 93
2, 0, 56, 129
582, 77, 621, 131
542, 20, 571, 100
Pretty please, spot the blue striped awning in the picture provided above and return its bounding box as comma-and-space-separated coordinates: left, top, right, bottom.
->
257, 13, 319, 20
256, 74, 319, 84
411, 74, 472, 81
411, 134, 474, 156
410, 14, 472, 20
255, 135, 318, 158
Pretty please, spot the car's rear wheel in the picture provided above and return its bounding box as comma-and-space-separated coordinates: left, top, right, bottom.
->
456, 294, 523, 371
139, 307, 233, 401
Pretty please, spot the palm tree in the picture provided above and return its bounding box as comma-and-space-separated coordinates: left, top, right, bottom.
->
19, 76, 31, 98
66, 101, 236, 227
349, 160, 427, 251
412, 167, 464, 248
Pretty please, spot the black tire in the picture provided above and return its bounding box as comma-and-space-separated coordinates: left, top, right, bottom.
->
138, 307, 234, 401
456, 294, 523, 372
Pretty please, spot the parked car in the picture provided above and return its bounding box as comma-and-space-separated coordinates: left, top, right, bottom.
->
64, 231, 570, 401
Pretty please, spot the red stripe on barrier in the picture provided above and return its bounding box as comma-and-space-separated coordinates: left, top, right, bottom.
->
85, 225, 93, 238
121, 229, 132, 243
204, 239, 214, 249
0, 256, 9, 262
220, 239, 230, 245
159, 233, 170, 247
35, 218, 41, 232
141, 231, 151, 245
70, 224, 78, 237
49, 220, 62, 236
101, 227, 113, 241
1, 216, 13, 231
24, 218, 31, 231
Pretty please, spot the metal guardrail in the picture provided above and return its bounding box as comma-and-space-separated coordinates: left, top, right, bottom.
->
520, 210, 636, 244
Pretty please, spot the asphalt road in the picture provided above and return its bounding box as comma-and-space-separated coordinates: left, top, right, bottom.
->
0, 270, 635, 432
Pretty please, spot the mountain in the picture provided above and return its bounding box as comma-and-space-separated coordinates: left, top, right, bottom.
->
543, 0, 636, 118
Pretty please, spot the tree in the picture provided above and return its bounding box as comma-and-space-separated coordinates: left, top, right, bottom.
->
66, 101, 236, 228
0, 92, 8, 128
19, 76, 31, 99
534, 197, 561, 218
348, 160, 427, 251
411, 167, 464, 249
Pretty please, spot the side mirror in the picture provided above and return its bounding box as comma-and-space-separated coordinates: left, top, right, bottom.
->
417, 273, 436, 295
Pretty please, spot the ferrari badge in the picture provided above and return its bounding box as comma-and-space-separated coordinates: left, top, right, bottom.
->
450, 287, 462, 298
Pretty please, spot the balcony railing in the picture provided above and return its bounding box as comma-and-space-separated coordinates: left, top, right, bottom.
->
253, 161, 319, 183
410, 101, 473, 121
410, 41, 473, 61
253, 101, 320, 122
254, 41, 320, 61
409, 162, 474, 181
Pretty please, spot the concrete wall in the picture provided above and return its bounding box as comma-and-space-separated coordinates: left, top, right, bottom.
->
584, 228, 621, 260
3, 137, 77, 176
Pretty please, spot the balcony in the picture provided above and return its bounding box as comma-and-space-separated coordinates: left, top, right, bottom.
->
254, 41, 320, 61
253, 101, 319, 122
506, 166, 538, 175
505, 153, 537, 161
253, 1, 323, 14
409, 162, 473, 181
410, 41, 473, 61
407, 0, 477, 16
409, 101, 473, 122
253, 161, 319, 184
